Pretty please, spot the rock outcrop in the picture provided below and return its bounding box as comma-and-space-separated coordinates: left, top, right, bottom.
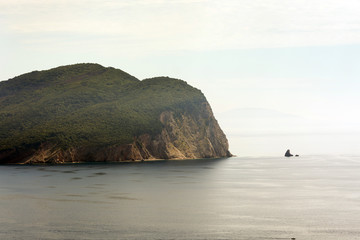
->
0, 64, 231, 164
1, 104, 231, 164
285, 149, 293, 157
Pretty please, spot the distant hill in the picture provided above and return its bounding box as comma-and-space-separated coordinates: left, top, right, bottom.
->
0, 63, 231, 164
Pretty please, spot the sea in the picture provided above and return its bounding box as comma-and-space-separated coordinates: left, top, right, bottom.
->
1, 155, 360, 240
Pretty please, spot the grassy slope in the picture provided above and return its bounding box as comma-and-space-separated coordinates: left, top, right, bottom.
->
0, 64, 205, 151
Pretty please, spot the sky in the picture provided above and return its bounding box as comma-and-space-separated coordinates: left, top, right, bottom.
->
1, 0, 360, 156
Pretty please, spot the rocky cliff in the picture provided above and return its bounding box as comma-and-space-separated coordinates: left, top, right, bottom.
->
0, 63, 231, 164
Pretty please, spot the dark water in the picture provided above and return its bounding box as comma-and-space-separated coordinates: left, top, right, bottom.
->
1, 156, 360, 240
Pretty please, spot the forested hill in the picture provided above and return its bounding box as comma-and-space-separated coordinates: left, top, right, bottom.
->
0, 63, 230, 164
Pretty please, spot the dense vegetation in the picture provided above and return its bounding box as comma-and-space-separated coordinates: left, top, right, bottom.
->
0, 63, 206, 151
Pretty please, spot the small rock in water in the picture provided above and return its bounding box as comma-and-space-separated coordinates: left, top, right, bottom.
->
285, 149, 293, 157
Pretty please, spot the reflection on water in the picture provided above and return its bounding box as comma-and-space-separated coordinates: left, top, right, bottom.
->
1, 156, 360, 239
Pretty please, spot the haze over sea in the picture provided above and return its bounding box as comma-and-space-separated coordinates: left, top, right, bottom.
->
1, 1, 360, 239
1, 155, 360, 240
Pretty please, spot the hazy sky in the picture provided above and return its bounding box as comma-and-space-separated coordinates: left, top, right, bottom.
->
1, 0, 360, 155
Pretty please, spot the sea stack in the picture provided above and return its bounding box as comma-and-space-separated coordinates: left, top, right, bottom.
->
285, 149, 293, 157
0, 63, 231, 164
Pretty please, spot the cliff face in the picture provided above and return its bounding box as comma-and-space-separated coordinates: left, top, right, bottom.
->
115, 101, 231, 161
0, 64, 231, 164
3, 103, 230, 164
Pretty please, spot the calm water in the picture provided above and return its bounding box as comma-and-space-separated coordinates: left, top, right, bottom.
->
1, 156, 360, 240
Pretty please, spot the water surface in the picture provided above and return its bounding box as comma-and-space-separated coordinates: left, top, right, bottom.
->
1, 156, 360, 239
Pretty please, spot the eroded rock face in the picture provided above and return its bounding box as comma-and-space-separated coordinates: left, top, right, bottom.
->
2, 102, 231, 164
141, 102, 231, 160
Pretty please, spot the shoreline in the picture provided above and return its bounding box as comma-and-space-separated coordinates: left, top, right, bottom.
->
2, 156, 233, 166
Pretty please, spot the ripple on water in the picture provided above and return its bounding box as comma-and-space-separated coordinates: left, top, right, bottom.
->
64, 194, 85, 197
37, 168, 59, 172
71, 177, 82, 180
107, 193, 138, 201
62, 170, 76, 174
